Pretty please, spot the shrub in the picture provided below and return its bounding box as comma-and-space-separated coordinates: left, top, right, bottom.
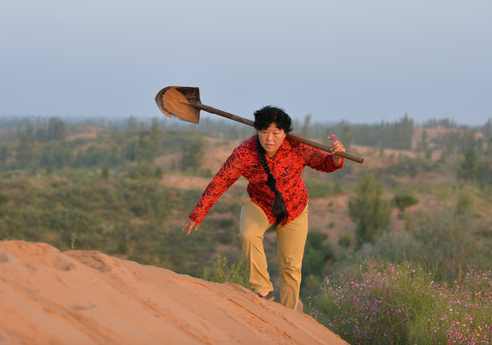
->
302, 231, 334, 278
411, 209, 483, 283
0, 191, 9, 207
127, 161, 162, 179
307, 260, 492, 344
338, 233, 355, 249
202, 255, 250, 288
348, 173, 392, 246
304, 178, 335, 198
393, 193, 419, 212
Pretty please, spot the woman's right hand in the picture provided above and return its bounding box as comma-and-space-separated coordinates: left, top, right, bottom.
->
183, 218, 199, 235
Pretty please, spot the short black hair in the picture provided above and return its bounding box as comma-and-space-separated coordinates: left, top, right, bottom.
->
253, 106, 293, 133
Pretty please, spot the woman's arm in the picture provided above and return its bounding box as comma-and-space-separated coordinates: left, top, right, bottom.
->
300, 138, 346, 172
185, 148, 245, 231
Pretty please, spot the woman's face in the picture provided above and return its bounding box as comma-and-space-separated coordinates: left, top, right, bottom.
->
258, 123, 287, 158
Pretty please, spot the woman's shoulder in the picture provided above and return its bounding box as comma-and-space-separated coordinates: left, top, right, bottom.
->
285, 136, 302, 150
236, 135, 258, 152
228, 136, 258, 166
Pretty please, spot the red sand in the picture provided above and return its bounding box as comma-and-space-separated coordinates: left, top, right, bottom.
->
0, 241, 348, 345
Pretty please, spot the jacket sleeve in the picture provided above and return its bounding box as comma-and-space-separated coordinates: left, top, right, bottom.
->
299, 142, 344, 173
188, 148, 245, 225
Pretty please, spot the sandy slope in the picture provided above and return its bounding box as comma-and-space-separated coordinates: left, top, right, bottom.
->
0, 241, 348, 345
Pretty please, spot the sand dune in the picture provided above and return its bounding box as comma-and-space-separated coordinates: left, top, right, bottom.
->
0, 241, 348, 345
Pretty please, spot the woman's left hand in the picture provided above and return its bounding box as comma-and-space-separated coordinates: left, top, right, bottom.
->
330, 140, 346, 167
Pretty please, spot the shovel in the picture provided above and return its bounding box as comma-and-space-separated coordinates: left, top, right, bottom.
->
155, 86, 364, 164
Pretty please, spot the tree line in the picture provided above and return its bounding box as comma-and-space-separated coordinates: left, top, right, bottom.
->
0, 115, 490, 177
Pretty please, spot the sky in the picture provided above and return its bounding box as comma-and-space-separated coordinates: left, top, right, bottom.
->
1, 0, 491, 126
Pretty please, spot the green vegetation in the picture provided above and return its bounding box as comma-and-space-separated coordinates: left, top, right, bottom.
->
180, 136, 205, 172
307, 261, 492, 344
1, 115, 492, 343
348, 173, 392, 246
202, 255, 250, 288
303, 178, 341, 198
393, 193, 419, 212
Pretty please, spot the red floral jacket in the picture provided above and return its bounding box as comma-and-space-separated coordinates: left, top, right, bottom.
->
189, 135, 343, 226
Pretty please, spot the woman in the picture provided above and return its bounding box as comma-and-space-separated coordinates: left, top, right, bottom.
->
183, 106, 345, 310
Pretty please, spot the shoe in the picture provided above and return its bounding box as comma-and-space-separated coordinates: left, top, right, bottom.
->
257, 291, 274, 301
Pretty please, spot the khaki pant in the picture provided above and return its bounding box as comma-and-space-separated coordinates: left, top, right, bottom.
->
239, 194, 308, 310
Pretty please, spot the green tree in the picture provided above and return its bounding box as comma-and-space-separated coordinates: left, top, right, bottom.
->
125, 116, 141, 134
40, 143, 73, 169
348, 173, 391, 246
125, 141, 138, 162
148, 118, 161, 159
137, 131, 150, 161
0, 145, 8, 170
16, 133, 35, 169
483, 119, 492, 155
342, 125, 353, 151
397, 114, 414, 150
300, 114, 311, 138
420, 129, 432, 159
456, 147, 479, 182
180, 137, 205, 171
47, 118, 67, 141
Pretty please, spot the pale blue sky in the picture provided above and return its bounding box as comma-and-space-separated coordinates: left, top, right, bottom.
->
1, 0, 491, 125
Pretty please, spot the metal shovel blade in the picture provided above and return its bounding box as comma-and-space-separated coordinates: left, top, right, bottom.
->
155, 86, 201, 124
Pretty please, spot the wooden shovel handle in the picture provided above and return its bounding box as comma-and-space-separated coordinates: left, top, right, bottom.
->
189, 102, 364, 164
286, 134, 364, 164
195, 103, 255, 127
